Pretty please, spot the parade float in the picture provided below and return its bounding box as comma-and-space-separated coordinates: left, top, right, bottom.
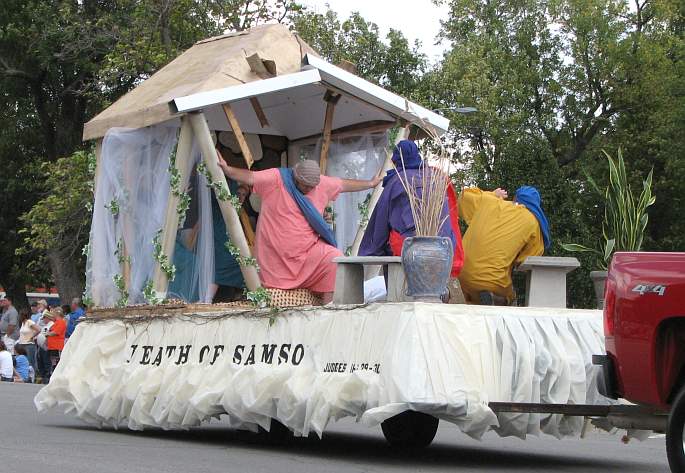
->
35, 24, 653, 447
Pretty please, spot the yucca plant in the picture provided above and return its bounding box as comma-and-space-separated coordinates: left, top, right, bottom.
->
561, 148, 656, 269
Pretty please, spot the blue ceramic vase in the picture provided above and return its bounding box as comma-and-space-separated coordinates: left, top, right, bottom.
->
401, 236, 453, 302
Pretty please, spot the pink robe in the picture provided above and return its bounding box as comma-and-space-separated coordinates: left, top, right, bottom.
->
252, 169, 343, 293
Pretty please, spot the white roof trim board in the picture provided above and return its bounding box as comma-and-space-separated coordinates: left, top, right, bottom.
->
302, 55, 449, 133
170, 68, 322, 115
169, 55, 449, 135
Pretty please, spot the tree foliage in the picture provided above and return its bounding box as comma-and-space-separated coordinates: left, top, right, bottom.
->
293, 9, 427, 97
429, 0, 684, 306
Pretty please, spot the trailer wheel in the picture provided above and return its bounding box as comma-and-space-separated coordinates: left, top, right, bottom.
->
259, 419, 292, 445
381, 411, 438, 449
667, 385, 685, 473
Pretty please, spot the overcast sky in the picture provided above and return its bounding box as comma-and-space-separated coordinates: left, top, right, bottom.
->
300, 0, 451, 62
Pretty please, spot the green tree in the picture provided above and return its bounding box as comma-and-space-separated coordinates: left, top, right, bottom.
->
432, 0, 684, 307
293, 9, 427, 98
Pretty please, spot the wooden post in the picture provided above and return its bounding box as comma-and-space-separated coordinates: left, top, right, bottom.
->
240, 210, 256, 247
222, 102, 259, 244
319, 91, 340, 173
249, 97, 270, 128
152, 117, 195, 295
350, 126, 409, 256
189, 112, 261, 291
222, 103, 254, 168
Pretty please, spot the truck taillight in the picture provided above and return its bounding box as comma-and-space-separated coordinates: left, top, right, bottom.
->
603, 278, 616, 336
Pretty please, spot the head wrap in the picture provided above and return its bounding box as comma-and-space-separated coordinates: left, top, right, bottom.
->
383, 140, 423, 186
515, 186, 551, 249
293, 160, 321, 187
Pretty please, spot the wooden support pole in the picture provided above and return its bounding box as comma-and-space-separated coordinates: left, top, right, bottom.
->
222, 103, 254, 169
240, 209, 255, 248
350, 126, 409, 256
152, 117, 195, 296
189, 112, 261, 292
223, 102, 259, 243
249, 97, 270, 128
319, 91, 340, 173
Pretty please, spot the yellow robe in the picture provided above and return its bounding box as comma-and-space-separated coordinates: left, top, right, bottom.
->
458, 188, 544, 303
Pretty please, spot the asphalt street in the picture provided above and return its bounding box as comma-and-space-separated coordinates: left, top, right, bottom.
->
1, 383, 670, 473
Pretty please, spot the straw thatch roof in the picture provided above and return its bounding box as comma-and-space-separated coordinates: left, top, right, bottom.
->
83, 24, 317, 141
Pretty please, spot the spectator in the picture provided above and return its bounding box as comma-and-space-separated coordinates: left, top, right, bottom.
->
61, 304, 71, 327
35, 307, 53, 384
44, 308, 66, 372
16, 308, 40, 375
13, 344, 31, 383
0, 340, 15, 382
66, 297, 86, 338
30, 302, 41, 323
36, 299, 49, 317
0, 296, 19, 341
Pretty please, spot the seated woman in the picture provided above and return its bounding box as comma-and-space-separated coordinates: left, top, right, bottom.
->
359, 140, 464, 289
169, 174, 245, 303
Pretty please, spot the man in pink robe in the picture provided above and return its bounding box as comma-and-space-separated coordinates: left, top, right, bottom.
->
218, 155, 381, 304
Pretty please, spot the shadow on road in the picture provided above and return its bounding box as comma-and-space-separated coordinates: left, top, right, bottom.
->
46, 423, 646, 471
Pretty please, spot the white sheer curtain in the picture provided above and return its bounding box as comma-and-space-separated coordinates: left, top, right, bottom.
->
85, 126, 215, 306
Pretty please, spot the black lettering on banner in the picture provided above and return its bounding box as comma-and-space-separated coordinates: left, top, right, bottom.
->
151, 347, 163, 366
292, 344, 304, 366
140, 345, 153, 365
199, 345, 210, 363
165, 346, 177, 358
278, 344, 291, 365
176, 345, 191, 365
210, 345, 225, 365
128, 345, 138, 363
245, 344, 256, 365
261, 344, 277, 364
233, 345, 244, 364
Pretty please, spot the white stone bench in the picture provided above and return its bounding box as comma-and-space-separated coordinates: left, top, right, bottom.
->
333, 256, 406, 304
515, 256, 580, 308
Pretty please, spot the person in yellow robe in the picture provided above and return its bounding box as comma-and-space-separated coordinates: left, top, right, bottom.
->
458, 186, 551, 305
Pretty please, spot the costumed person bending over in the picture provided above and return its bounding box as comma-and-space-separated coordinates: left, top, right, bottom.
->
358, 140, 464, 296
458, 186, 551, 305
218, 155, 382, 304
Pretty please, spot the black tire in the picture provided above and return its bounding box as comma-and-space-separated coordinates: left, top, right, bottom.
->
667, 385, 685, 473
259, 419, 292, 445
381, 411, 438, 449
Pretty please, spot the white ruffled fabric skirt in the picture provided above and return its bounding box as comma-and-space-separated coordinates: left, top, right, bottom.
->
35, 303, 611, 439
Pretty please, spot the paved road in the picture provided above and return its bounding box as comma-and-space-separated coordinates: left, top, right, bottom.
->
1, 383, 669, 473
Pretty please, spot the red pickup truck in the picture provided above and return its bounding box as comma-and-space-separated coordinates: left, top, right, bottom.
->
593, 252, 685, 473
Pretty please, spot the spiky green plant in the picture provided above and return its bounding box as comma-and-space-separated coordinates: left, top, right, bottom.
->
562, 149, 655, 269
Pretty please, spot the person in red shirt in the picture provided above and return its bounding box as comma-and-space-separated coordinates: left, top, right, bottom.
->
44, 308, 66, 372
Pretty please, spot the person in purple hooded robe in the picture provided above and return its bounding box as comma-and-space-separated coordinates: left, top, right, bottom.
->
359, 140, 464, 276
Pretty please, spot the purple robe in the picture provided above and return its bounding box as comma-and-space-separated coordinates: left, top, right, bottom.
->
359, 169, 456, 256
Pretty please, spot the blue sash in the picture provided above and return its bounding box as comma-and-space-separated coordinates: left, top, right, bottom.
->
278, 168, 337, 247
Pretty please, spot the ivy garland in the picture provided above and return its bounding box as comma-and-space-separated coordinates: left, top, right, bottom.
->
224, 241, 260, 271
114, 238, 131, 265
357, 193, 372, 229
113, 274, 128, 308
142, 280, 166, 305
152, 229, 176, 281
168, 144, 192, 227
244, 287, 271, 308
196, 162, 242, 211
105, 199, 120, 216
